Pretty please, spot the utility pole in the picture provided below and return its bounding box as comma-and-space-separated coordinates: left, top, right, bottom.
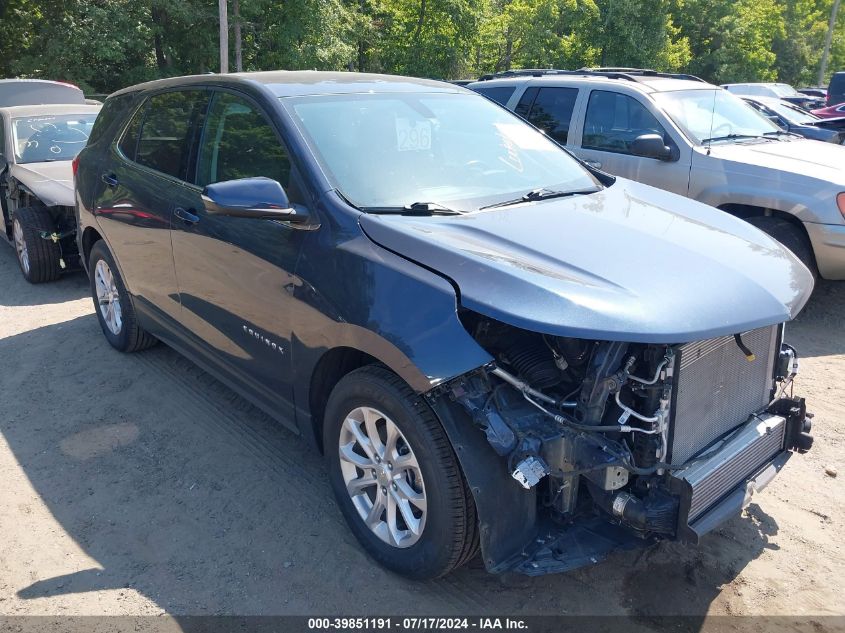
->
234, 0, 242, 72
819, 0, 841, 86
218, 0, 229, 73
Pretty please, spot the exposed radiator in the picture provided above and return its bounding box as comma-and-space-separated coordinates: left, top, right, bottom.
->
669, 325, 779, 465
679, 414, 786, 522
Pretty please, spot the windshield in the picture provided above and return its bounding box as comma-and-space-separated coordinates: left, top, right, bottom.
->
771, 84, 801, 98
283, 92, 600, 212
653, 89, 780, 144
12, 113, 98, 164
765, 100, 818, 124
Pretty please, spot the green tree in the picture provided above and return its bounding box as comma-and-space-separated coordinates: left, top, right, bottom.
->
772, 0, 827, 85
671, 0, 787, 83
475, 0, 599, 74
592, 0, 690, 72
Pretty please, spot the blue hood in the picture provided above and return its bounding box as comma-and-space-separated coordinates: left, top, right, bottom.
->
359, 180, 814, 343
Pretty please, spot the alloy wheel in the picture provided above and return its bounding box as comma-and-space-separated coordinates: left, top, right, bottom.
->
338, 406, 427, 548
94, 259, 123, 335
13, 219, 29, 275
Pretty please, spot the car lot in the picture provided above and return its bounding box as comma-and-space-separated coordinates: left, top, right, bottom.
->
0, 242, 842, 621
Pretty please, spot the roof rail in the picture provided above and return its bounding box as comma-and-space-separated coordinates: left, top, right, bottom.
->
475, 67, 705, 84
582, 67, 706, 82
477, 68, 639, 82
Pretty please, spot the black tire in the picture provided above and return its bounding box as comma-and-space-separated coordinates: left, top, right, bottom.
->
12, 206, 61, 283
745, 215, 817, 277
324, 365, 479, 579
88, 240, 157, 353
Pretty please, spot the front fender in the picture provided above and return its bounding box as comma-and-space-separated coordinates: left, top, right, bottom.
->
695, 182, 820, 222
689, 155, 841, 225
289, 211, 495, 442
291, 230, 493, 392
9, 164, 75, 208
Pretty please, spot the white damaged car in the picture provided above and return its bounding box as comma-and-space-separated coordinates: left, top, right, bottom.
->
0, 102, 100, 282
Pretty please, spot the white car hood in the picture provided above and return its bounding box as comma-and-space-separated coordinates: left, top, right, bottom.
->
8, 161, 75, 207
708, 138, 845, 187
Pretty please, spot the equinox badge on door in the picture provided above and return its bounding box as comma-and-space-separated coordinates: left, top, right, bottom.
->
243, 324, 285, 354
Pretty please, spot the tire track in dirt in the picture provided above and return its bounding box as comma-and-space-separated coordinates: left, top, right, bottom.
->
130, 346, 493, 612
125, 347, 384, 607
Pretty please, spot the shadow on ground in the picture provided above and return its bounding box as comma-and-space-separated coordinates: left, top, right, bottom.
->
788, 280, 845, 357
0, 314, 777, 627
0, 261, 89, 308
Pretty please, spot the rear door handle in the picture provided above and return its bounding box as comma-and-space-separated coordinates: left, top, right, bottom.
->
174, 207, 200, 224
101, 173, 118, 187
584, 160, 602, 169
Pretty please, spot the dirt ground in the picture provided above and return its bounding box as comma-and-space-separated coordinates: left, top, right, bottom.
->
0, 241, 842, 627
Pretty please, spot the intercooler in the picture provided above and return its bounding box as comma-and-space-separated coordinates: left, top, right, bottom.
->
669, 325, 780, 465
682, 414, 786, 522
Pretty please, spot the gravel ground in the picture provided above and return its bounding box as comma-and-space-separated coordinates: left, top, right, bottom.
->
0, 241, 842, 627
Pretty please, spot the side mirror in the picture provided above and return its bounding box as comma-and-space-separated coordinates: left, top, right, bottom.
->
630, 134, 673, 161
201, 177, 309, 224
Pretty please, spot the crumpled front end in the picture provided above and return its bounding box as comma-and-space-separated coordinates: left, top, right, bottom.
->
430, 314, 813, 575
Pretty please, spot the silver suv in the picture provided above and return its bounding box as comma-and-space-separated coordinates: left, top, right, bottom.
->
469, 69, 845, 279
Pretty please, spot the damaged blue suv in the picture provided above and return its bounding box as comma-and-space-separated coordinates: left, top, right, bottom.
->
74, 71, 815, 579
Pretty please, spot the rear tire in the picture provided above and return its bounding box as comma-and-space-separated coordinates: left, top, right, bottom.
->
88, 240, 157, 353
324, 365, 479, 579
745, 215, 817, 278
12, 206, 61, 283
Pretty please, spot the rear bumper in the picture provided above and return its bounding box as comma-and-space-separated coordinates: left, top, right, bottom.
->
805, 221, 845, 280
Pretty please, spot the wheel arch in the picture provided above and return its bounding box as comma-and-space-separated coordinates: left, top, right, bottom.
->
306, 346, 380, 452
719, 202, 814, 242
81, 225, 104, 271
718, 202, 807, 229
307, 350, 538, 573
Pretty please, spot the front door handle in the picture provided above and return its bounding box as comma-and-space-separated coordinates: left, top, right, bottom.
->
174, 207, 200, 224
584, 159, 602, 169
101, 173, 118, 187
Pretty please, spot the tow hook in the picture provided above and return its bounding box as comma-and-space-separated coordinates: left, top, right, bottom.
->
771, 397, 813, 453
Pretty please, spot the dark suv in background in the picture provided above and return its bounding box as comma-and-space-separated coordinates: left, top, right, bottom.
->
828, 71, 845, 106
75, 71, 813, 579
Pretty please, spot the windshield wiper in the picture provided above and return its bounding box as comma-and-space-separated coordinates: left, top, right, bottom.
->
763, 130, 799, 139
360, 201, 463, 216
701, 133, 766, 144
480, 187, 600, 211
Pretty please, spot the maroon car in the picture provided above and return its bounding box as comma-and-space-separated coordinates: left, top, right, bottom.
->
811, 103, 845, 119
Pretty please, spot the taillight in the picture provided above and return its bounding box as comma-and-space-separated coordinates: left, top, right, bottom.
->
838, 192, 845, 220
71, 155, 80, 177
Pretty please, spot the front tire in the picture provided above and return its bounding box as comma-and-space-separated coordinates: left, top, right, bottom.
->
745, 216, 817, 277
13, 206, 61, 283
324, 366, 479, 579
88, 240, 157, 352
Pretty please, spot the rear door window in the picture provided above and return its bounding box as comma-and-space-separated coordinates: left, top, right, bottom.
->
88, 92, 137, 146
514, 87, 538, 119
132, 91, 207, 180
194, 91, 291, 188
117, 102, 145, 160
472, 85, 516, 106
525, 87, 579, 144
582, 90, 668, 155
